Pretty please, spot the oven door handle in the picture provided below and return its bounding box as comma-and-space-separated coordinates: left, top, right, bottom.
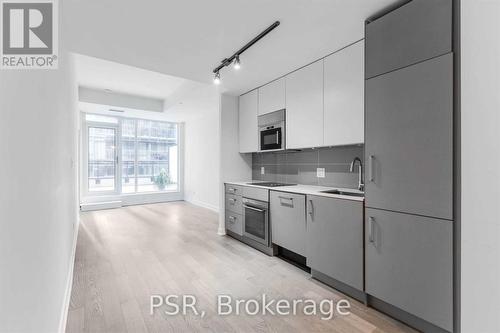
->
243, 205, 265, 213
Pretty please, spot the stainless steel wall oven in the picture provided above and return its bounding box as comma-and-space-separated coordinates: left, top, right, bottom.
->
242, 197, 269, 246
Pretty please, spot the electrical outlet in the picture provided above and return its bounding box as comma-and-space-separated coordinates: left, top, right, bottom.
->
317, 168, 325, 178
261, 167, 265, 175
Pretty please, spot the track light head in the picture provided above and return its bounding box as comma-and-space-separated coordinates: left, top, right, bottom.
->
233, 55, 241, 70
213, 71, 221, 85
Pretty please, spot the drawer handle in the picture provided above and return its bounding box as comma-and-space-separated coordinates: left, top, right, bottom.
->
229, 198, 236, 204
228, 187, 237, 193
369, 216, 375, 243
278, 195, 294, 207
228, 216, 236, 223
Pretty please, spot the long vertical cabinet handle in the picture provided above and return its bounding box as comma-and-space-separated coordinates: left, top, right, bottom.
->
368, 216, 375, 243
308, 199, 314, 219
369, 155, 375, 182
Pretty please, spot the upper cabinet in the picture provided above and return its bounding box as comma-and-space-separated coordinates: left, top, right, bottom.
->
238, 90, 259, 153
258, 78, 285, 115
286, 60, 324, 149
365, 0, 452, 79
239, 42, 365, 151
324, 40, 364, 146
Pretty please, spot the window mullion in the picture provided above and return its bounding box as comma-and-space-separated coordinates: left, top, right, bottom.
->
134, 119, 138, 193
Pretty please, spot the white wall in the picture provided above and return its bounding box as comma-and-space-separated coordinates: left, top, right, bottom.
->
218, 94, 252, 234
166, 86, 221, 211
460, 1, 500, 332
0, 51, 78, 332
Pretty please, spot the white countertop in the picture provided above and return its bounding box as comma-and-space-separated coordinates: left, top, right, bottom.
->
225, 180, 364, 202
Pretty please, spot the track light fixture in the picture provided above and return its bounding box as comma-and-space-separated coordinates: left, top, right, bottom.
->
212, 21, 280, 84
213, 71, 221, 85
233, 55, 241, 70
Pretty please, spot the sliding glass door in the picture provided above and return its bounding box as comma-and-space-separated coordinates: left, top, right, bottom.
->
82, 114, 179, 198
87, 124, 119, 194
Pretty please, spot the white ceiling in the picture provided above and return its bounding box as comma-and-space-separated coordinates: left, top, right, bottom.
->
65, 0, 398, 95
74, 54, 205, 107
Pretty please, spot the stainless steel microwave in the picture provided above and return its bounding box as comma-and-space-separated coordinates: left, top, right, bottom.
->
258, 109, 285, 152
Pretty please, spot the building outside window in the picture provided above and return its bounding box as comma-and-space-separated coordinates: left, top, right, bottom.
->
84, 114, 179, 195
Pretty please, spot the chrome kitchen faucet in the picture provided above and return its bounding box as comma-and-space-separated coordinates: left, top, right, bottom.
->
350, 157, 364, 192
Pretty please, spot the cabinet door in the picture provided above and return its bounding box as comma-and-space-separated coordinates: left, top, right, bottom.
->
270, 191, 306, 256
305, 197, 321, 270
365, 53, 453, 220
286, 60, 324, 149
365, 208, 453, 331
365, 0, 452, 78
258, 78, 285, 115
306, 196, 363, 290
324, 40, 364, 146
238, 90, 259, 153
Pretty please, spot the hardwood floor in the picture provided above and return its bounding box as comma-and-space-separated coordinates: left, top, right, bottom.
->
66, 201, 415, 333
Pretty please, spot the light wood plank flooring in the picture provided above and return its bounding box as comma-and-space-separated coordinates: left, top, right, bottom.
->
66, 202, 415, 333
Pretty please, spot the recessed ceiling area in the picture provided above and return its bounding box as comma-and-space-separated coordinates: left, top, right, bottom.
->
74, 54, 206, 109
64, 0, 399, 95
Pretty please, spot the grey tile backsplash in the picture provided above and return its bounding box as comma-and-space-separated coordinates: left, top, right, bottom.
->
252, 145, 364, 189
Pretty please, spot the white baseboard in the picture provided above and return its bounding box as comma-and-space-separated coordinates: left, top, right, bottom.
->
185, 198, 219, 213
80, 201, 122, 211
58, 218, 79, 333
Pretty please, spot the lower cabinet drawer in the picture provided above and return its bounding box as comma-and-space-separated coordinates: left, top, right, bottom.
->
225, 211, 243, 235
225, 193, 242, 214
225, 184, 243, 196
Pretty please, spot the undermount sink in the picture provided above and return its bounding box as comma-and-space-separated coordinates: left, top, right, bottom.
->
320, 189, 364, 197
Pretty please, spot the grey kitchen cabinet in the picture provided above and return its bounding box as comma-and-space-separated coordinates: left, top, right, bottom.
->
258, 78, 285, 115
239, 90, 259, 153
225, 193, 242, 215
225, 183, 244, 236
306, 195, 363, 291
225, 211, 243, 236
225, 184, 243, 196
270, 191, 306, 256
242, 186, 268, 202
365, 208, 453, 331
286, 60, 324, 149
324, 40, 364, 146
365, 53, 453, 220
365, 0, 452, 79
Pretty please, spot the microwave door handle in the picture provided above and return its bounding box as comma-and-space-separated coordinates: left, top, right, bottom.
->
276, 131, 279, 144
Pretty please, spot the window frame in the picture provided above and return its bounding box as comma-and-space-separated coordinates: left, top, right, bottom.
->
81, 113, 181, 199
82, 120, 121, 197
